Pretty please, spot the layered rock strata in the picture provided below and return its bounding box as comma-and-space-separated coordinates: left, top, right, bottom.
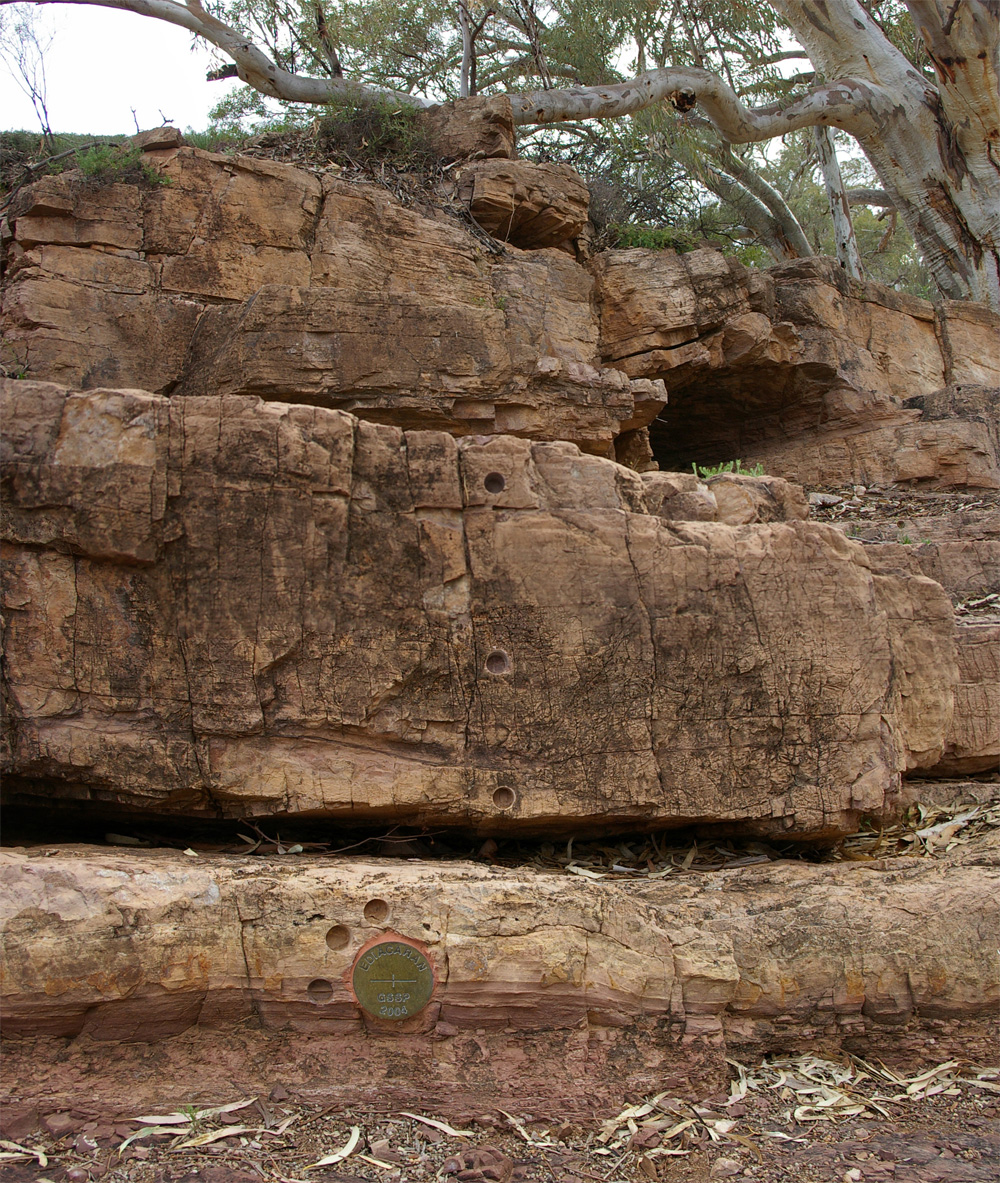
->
1, 839, 996, 1111
3, 143, 998, 486
0, 145, 660, 457
1, 381, 960, 838
594, 250, 1000, 487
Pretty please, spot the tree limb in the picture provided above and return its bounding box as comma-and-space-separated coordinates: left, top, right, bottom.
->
716, 144, 813, 257
314, 2, 342, 78
813, 124, 864, 279
697, 163, 808, 262
26, 0, 433, 106
847, 187, 893, 207
22, 0, 885, 140
509, 68, 881, 138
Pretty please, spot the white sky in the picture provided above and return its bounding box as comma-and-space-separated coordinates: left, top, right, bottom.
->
1, 4, 239, 135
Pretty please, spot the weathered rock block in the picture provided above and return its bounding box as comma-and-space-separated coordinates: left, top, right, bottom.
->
594, 250, 1000, 487
417, 95, 516, 162
860, 520, 998, 776
1, 381, 956, 838
703, 472, 809, 525
936, 621, 1000, 775
0, 149, 658, 457
456, 159, 589, 248
861, 533, 1000, 604
1, 841, 996, 1111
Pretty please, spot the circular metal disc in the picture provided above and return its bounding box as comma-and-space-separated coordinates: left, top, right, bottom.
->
352, 940, 435, 1020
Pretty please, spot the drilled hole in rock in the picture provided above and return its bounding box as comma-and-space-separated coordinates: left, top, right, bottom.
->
307, 978, 334, 1003
363, 898, 390, 924
325, 925, 350, 951
484, 472, 506, 494
485, 650, 510, 675
493, 787, 516, 810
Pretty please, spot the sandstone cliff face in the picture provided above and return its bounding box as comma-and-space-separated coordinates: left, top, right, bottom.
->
1, 147, 659, 457
3, 380, 962, 839
3, 145, 998, 487
594, 250, 1000, 487
1, 136, 997, 1134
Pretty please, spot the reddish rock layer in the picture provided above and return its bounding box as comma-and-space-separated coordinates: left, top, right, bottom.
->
1, 841, 996, 1113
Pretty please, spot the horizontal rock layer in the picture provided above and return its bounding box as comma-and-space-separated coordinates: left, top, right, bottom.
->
1, 382, 960, 837
0, 146, 659, 457
1, 841, 996, 1112
2, 149, 998, 486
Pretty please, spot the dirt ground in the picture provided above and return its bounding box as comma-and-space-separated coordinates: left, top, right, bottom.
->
1, 1056, 998, 1183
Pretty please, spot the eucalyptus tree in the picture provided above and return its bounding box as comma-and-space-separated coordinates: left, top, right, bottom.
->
11, 0, 999, 306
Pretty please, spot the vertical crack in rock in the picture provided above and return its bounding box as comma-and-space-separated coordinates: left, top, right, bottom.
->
236, 899, 262, 1023
621, 514, 658, 795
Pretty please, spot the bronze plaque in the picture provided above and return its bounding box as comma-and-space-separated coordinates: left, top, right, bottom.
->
352, 939, 435, 1020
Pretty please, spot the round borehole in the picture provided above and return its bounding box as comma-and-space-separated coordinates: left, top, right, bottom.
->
485, 650, 510, 675
484, 472, 506, 495
325, 925, 350, 951
493, 787, 516, 810
307, 978, 334, 1004
363, 898, 390, 924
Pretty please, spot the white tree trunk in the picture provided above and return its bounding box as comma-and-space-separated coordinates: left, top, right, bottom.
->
457, 1, 472, 99
771, 0, 999, 307
813, 125, 863, 280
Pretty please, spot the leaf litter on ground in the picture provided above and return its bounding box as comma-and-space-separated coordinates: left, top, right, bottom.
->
592, 1055, 999, 1173
19, 1051, 999, 1182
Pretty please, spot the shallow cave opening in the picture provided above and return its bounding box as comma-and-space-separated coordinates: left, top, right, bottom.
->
646, 362, 838, 474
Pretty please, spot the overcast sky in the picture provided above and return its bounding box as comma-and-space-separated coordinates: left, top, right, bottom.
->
1, 4, 239, 135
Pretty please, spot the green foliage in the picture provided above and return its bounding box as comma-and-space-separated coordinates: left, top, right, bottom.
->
1, 129, 106, 193
316, 94, 436, 165
74, 143, 171, 188
0, 132, 171, 198
181, 127, 256, 154
692, 459, 766, 478
612, 224, 700, 251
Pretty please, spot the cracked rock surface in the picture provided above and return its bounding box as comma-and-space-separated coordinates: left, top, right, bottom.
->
3, 146, 997, 487
1, 381, 962, 838
0, 835, 996, 1107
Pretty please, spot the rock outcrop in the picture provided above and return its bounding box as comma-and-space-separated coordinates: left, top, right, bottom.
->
456, 159, 590, 249
939, 621, 1000, 774
2, 134, 997, 1128
3, 144, 998, 487
594, 250, 1000, 488
856, 505, 999, 776
1, 380, 961, 839
0, 146, 659, 457
1, 838, 996, 1110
